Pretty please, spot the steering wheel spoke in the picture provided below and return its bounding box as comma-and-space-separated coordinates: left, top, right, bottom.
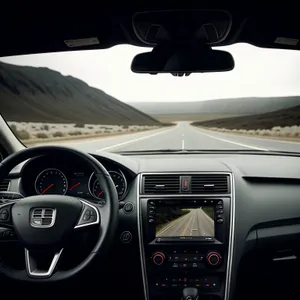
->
25, 248, 63, 278
74, 199, 100, 229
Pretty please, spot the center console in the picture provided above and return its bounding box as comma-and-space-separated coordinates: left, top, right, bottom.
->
137, 173, 233, 300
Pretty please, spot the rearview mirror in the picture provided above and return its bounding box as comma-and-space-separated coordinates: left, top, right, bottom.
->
131, 45, 234, 76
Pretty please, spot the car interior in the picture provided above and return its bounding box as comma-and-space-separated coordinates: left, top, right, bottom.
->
1, 3, 300, 300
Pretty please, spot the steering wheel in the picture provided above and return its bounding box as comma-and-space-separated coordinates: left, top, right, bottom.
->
0, 146, 119, 282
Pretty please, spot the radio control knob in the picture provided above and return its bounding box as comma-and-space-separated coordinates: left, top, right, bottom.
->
206, 251, 221, 267
152, 252, 166, 265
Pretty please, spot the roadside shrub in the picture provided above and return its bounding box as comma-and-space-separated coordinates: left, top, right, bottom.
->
52, 131, 64, 138
123, 125, 129, 129
104, 130, 111, 133
258, 130, 271, 136
88, 126, 94, 129
41, 124, 49, 131
95, 131, 102, 134
16, 130, 30, 140
68, 131, 82, 136
272, 126, 281, 132
36, 132, 48, 139
10, 124, 17, 133
51, 126, 56, 128
74, 123, 85, 128
247, 130, 255, 135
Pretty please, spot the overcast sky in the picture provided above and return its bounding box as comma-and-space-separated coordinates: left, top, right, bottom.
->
1, 43, 300, 102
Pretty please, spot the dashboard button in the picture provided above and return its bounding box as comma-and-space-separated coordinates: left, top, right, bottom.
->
123, 202, 134, 214
0, 209, 8, 221
216, 219, 224, 224
120, 231, 132, 243
216, 209, 223, 214
153, 252, 166, 265
206, 252, 222, 267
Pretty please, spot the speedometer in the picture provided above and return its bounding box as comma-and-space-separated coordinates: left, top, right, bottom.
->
89, 170, 127, 201
35, 168, 68, 195
109, 171, 127, 199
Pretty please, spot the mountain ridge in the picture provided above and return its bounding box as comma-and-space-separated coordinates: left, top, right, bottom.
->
0, 61, 159, 125
128, 96, 300, 116
192, 104, 300, 129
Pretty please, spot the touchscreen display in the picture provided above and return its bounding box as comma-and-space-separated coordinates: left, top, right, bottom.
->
156, 206, 214, 237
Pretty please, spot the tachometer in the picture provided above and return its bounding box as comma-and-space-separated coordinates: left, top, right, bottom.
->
35, 168, 68, 195
92, 180, 105, 200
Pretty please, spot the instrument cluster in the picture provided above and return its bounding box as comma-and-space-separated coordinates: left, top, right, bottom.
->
20, 155, 129, 203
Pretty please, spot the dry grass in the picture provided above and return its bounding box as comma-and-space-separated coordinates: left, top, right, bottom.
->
24, 127, 160, 145
200, 126, 300, 142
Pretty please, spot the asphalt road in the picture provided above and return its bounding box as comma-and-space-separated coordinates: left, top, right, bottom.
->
156, 208, 214, 237
57, 121, 300, 153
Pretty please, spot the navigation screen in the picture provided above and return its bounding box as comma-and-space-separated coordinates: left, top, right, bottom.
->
155, 206, 214, 237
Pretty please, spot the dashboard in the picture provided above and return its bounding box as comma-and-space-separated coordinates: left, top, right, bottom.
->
3, 151, 300, 300
19, 155, 131, 204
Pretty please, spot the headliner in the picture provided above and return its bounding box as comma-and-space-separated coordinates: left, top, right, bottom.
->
1, 2, 300, 57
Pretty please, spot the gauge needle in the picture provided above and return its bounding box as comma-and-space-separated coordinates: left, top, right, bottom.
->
70, 182, 81, 190
98, 190, 104, 197
41, 183, 54, 195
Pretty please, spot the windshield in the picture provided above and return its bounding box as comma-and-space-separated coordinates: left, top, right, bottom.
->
1, 43, 300, 154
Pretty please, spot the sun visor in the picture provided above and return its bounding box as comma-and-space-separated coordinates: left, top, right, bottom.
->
240, 15, 300, 50
132, 9, 232, 46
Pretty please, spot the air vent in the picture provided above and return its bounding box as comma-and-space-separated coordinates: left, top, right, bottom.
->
191, 174, 230, 194
0, 179, 10, 192
143, 174, 180, 194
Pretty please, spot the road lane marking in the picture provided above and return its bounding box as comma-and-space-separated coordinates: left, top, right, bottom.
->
96, 126, 176, 151
193, 128, 268, 151
181, 139, 185, 150
181, 211, 194, 236
190, 211, 197, 236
